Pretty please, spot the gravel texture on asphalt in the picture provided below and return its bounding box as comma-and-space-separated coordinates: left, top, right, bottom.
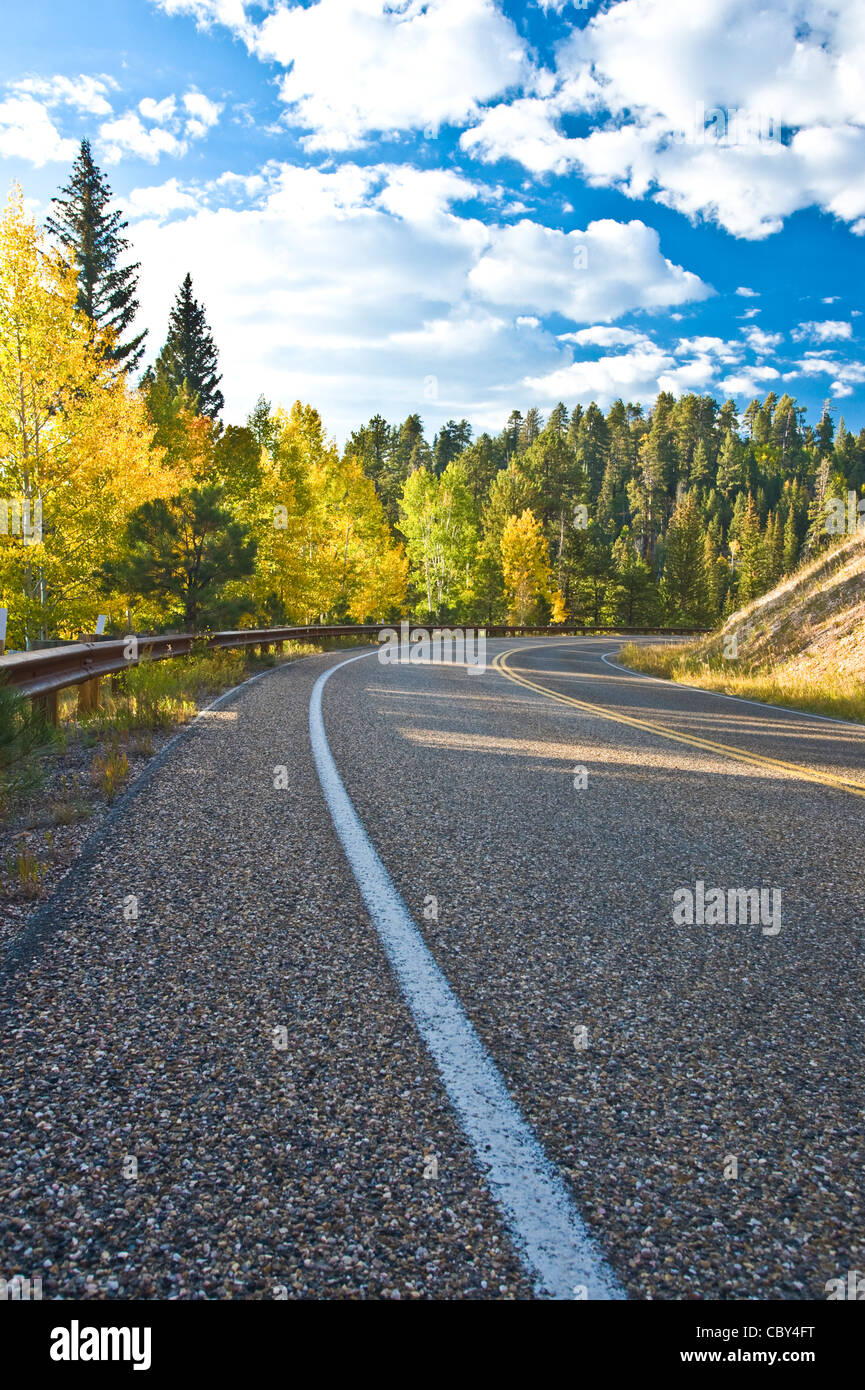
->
324, 638, 865, 1300
1, 638, 862, 1300
0, 649, 533, 1300
0, 730, 166, 955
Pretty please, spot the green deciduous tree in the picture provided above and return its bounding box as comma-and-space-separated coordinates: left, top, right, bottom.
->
398, 462, 477, 618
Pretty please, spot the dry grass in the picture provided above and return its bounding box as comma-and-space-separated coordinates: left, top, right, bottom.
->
618, 535, 865, 723
90, 746, 130, 799
4, 846, 49, 898
620, 643, 865, 722
61, 639, 363, 736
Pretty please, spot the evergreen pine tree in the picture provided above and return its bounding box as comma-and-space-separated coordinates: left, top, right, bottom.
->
662, 492, 709, 623
597, 456, 619, 531
782, 505, 799, 572
767, 510, 784, 583
815, 402, 835, 456
690, 438, 712, 489
46, 138, 146, 371
736, 496, 767, 603
718, 398, 739, 438
716, 429, 745, 497
547, 402, 569, 438
646, 390, 677, 494
504, 410, 523, 459
101, 485, 256, 629
611, 528, 658, 624
520, 407, 544, 449
771, 394, 802, 463
574, 403, 610, 504
152, 273, 224, 419
804, 457, 833, 553
702, 530, 727, 619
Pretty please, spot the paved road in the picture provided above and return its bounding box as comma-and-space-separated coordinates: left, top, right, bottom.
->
1, 638, 862, 1299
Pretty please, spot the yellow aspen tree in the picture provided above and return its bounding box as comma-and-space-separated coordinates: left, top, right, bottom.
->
253, 401, 406, 623
550, 588, 569, 623
0, 185, 167, 645
501, 509, 552, 624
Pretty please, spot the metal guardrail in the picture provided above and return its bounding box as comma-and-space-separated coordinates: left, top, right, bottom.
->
0, 623, 706, 720
0, 634, 195, 700
473, 625, 705, 639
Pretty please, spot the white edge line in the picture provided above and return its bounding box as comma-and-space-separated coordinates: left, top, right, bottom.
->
599, 649, 865, 730
309, 651, 625, 1302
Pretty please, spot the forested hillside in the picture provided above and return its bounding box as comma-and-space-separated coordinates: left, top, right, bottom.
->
347, 394, 864, 625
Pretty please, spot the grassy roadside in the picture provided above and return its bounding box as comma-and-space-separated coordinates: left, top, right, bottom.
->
618, 641, 865, 723
0, 638, 368, 922
58, 639, 362, 739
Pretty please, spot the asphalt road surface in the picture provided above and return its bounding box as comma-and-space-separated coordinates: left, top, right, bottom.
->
1, 638, 862, 1300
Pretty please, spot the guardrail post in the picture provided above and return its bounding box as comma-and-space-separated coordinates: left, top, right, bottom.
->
78, 676, 101, 716
76, 634, 101, 716
34, 690, 59, 725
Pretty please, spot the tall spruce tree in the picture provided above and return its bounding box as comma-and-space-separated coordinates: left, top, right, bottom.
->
663, 491, 709, 624
46, 138, 146, 372
153, 273, 224, 419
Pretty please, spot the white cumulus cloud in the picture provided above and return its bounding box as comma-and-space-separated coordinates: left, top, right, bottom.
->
788, 354, 865, 397
674, 335, 743, 364
791, 319, 853, 343
0, 94, 78, 166
462, 0, 865, 239
182, 90, 223, 138
100, 113, 188, 164
468, 217, 711, 323
139, 96, 178, 124
215, 0, 530, 151
559, 326, 655, 349
0, 73, 118, 165
12, 73, 116, 115
128, 160, 715, 436
151, 0, 252, 32
741, 325, 783, 353
99, 88, 222, 163
125, 178, 202, 220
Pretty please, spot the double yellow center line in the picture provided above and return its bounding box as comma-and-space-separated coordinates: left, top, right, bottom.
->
493, 646, 865, 800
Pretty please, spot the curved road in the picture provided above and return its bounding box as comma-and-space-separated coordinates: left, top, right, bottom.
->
1, 638, 862, 1300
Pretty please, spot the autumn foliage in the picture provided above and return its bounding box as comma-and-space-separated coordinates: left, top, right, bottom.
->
0, 187, 407, 647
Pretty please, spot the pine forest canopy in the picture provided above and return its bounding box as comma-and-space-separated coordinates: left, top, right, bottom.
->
343, 390, 864, 627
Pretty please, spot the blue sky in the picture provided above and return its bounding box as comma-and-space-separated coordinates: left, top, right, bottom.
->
2, 0, 864, 443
